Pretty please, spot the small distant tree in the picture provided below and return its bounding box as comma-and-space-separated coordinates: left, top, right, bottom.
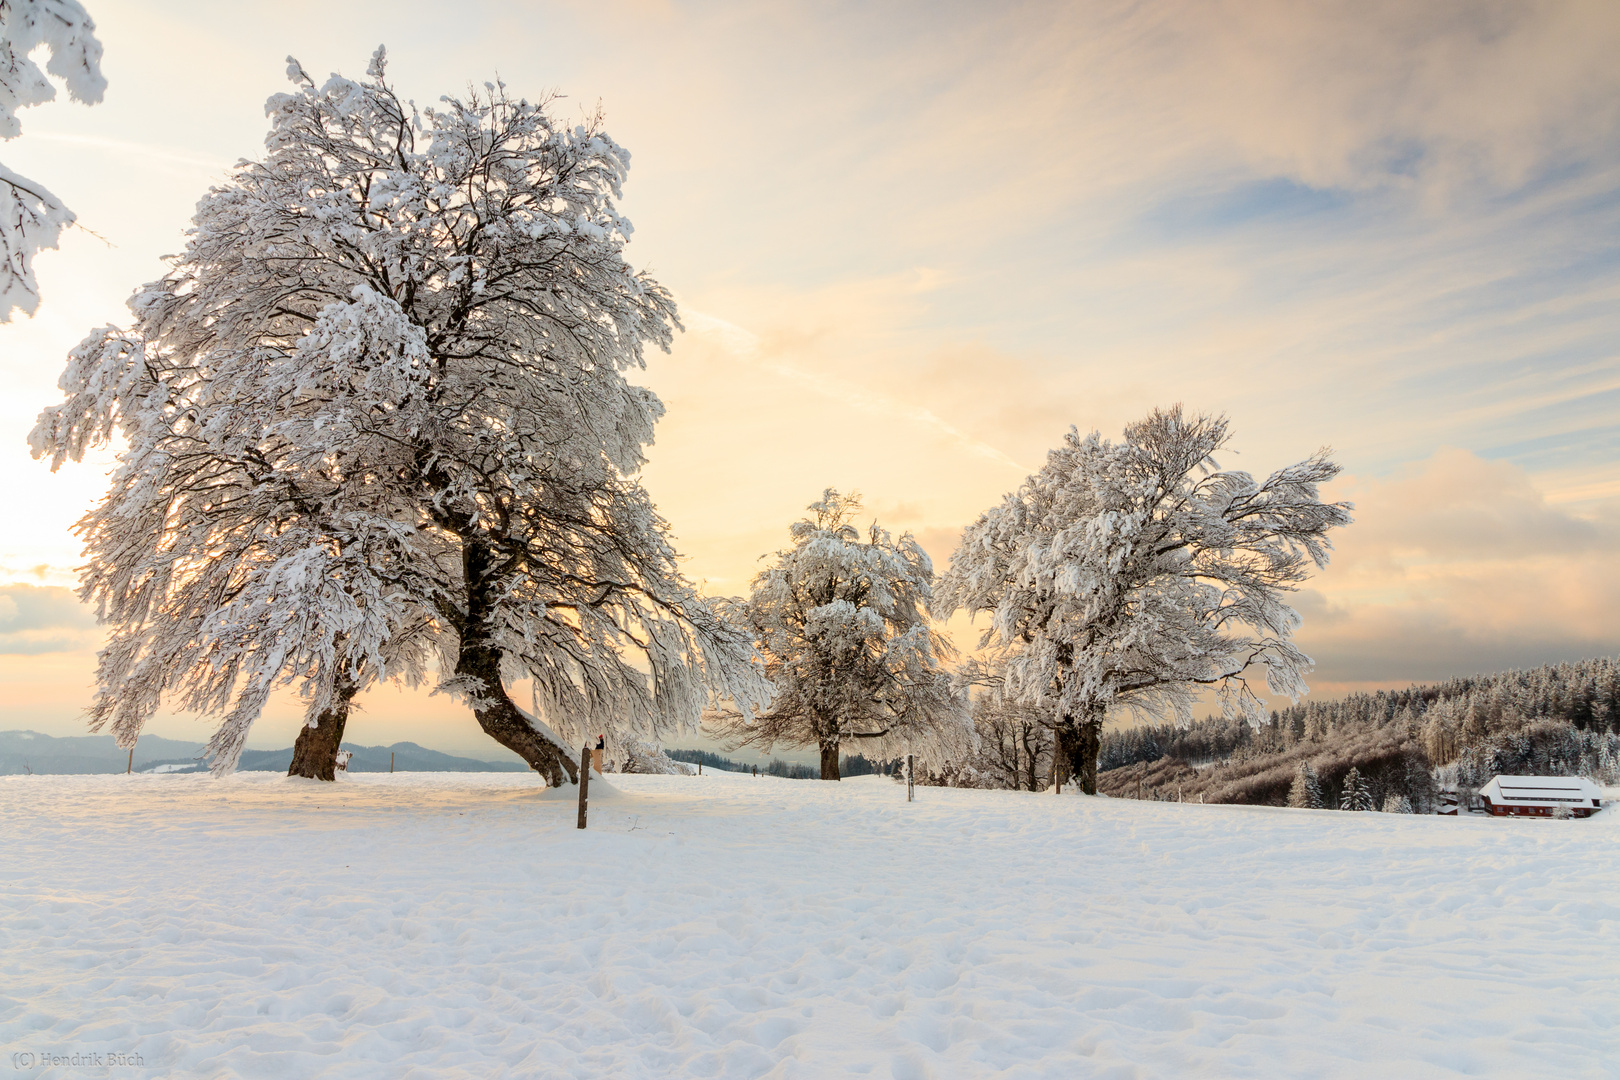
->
969, 688, 1053, 791
0, 0, 106, 320
1287, 763, 1323, 809
947, 659, 1054, 790
716, 490, 969, 779
1381, 793, 1413, 814
935, 407, 1351, 795
1339, 767, 1373, 811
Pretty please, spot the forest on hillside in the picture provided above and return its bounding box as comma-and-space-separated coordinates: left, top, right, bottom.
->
1096, 656, 1620, 811
928, 656, 1620, 812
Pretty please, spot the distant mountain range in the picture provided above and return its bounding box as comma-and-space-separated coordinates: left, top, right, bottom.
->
0, 730, 528, 775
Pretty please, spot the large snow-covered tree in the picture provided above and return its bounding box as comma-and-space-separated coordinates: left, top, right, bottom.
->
934, 407, 1351, 795
0, 0, 106, 320
716, 490, 968, 780
31, 49, 766, 781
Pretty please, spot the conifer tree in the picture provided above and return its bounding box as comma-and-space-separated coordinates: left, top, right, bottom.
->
1339, 766, 1373, 811
1287, 763, 1323, 809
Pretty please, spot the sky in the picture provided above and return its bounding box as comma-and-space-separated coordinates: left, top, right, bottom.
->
1, 0, 1617, 759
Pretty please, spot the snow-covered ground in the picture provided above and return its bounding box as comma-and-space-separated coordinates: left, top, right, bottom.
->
2, 772, 1615, 1078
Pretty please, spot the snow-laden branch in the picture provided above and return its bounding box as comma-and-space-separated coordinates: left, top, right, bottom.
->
0, 0, 105, 320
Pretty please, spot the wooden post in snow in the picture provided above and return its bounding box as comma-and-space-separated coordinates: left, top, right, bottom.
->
126, 747, 133, 775
390, 751, 395, 774
577, 743, 590, 830
906, 754, 914, 802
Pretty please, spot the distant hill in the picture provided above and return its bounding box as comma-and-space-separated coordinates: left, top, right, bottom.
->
0, 730, 528, 775
1, 730, 207, 775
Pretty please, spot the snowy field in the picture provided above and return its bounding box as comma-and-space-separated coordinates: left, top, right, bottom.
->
2, 772, 1616, 1078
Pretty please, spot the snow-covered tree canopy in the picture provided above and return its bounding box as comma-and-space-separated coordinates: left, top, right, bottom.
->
933, 407, 1352, 793
717, 490, 969, 780
32, 48, 767, 780
0, 0, 106, 320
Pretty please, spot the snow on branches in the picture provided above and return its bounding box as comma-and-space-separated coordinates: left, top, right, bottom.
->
716, 490, 969, 780
934, 406, 1352, 794
0, 0, 106, 320
32, 48, 767, 779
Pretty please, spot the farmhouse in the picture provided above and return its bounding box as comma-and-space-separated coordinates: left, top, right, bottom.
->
1479, 775, 1603, 818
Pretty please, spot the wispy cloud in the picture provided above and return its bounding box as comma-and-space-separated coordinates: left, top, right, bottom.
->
0, 584, 98, 655
1298, 448, 1620, 689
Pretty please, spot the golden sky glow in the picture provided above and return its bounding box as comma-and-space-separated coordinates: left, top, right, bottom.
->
2, 0, 1617, 755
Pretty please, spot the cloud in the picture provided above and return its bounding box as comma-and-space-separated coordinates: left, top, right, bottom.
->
1295, 448, 1620, 690
0, 584, 99, 655
1087, 0, 1620, 195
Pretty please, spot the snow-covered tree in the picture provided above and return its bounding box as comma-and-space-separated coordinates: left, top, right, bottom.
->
1287, 763, 1323, 809
969, 684, 1054, 791
617, 739, 695, 776
940, 655, 1054, 790
0, 0, 105, 321
1381, 792, 1413, 813
934, 407, 1351, 795
1339, 766, 1373, 811
715, 490, 969, 779
31, 49, 767, 782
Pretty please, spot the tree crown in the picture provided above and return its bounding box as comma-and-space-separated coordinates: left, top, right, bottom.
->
31, 49, 763, 770
935, 406, 1352, 729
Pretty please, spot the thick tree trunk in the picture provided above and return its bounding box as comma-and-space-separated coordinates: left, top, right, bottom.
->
287, 682, 357, 781
1054, 708, 1106, 795
456, 539, 578, 787
1076, 717, 1102, 795
819, 739, 841, 780
457, 639, 578, 787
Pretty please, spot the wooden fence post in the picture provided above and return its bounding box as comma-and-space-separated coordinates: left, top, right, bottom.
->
390, 751, 395, 774
906, 754, 914, 802
577, 743, 591, 829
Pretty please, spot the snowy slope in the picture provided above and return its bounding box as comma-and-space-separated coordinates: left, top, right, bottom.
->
1, 772, 1615, 1078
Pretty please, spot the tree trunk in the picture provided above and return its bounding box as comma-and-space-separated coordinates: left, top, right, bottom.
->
1051, 726, 1073, 791
287, 682, 358, 781
456, 539, 578, 787
457, 638, 577, 787
819, 739, 841, 780
1073, 708, 1105, 796
1022, 725, 1041, 791
1052, 707, 1106, 795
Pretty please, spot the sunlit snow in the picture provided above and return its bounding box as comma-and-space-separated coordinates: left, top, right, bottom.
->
3, 772, 1614, 1076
